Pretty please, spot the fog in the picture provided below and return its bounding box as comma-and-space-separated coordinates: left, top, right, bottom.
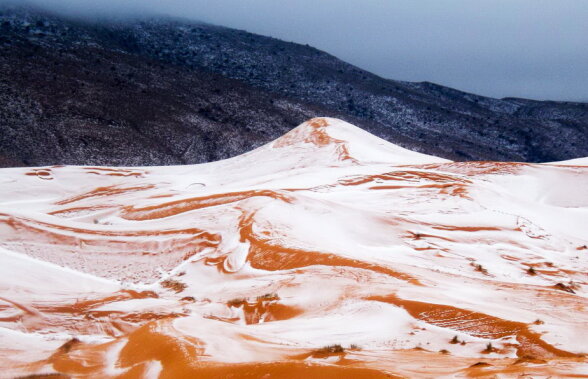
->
4, 0, 588, 101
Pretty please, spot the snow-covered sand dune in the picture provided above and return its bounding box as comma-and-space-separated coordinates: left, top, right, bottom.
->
1, 118, 587, 378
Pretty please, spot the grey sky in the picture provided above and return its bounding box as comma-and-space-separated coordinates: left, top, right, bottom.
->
8, 0, 588, 101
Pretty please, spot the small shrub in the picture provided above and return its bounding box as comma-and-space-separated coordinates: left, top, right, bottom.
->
527, 267, 536, 275
439, 349, 450, 354
349, 344, 361, 350
311, 344, 346, 357
450, 335, 459, 344
227, 298, 247, 307
533, 319, 544, 325
323, 344, 345, 353
484, 342, 494, 353
160, 279, 187, 293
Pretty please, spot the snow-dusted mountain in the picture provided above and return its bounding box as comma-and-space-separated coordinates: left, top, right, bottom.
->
1, 118, 586, 377
1, 6, 588, 167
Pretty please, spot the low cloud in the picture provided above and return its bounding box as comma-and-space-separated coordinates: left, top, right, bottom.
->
3, 0, 588, 101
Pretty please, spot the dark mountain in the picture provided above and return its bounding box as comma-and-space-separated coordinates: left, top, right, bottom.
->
1, 6, 587, 167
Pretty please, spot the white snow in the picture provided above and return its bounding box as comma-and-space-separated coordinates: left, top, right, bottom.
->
0, 117, 586, 376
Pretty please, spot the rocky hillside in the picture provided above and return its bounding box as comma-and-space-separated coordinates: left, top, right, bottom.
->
1, 6, 587, 167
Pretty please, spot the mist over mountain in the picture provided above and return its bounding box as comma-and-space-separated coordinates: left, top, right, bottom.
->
0, 5, 587, 167
6, 0, 588, 101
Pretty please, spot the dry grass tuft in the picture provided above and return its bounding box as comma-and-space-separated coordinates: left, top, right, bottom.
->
483, 342, 495, 353
256, 293, 280, 301
554, 282, 576, 294
471, 262, 489, 275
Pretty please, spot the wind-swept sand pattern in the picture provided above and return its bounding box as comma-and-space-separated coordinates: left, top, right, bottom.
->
0, 118, 587, 378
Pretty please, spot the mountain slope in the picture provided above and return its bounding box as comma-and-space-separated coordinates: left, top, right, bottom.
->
1, 6, 587, 167
1, 118, 587, 377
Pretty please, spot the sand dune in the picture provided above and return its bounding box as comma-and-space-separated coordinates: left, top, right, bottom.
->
0, 118, 587, 378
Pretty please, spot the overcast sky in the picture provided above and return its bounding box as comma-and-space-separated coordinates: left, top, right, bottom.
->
8, 0, 588, 101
